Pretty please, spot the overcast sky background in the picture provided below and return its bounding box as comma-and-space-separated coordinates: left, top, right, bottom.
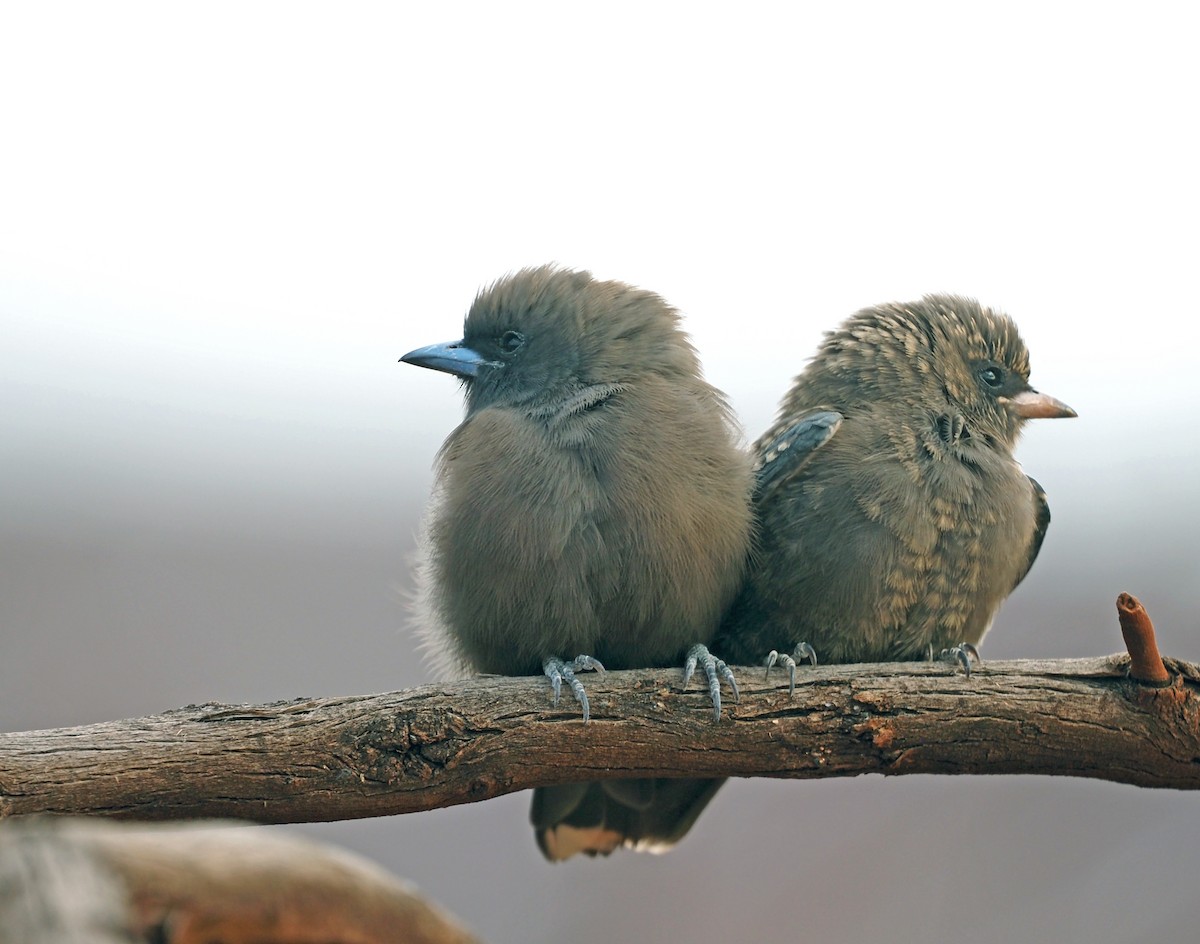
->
3, 4, 1199, 942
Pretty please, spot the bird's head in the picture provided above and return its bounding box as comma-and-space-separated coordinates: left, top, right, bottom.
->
401, 265, 703, 414
815, 295, 1075, 447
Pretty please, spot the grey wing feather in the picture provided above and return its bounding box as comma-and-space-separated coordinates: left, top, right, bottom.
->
1013, 476, 1051, 591
753, 410, 843, 501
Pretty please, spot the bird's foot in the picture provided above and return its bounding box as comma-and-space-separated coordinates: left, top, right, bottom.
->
543, 655, 605, 722
932, 642, 981, 677
764, 642, 817, 697
682, 644, 739, 721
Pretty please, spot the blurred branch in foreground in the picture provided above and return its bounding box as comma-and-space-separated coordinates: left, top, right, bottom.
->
0, 817, 479, 943
1, 594, 1197, 822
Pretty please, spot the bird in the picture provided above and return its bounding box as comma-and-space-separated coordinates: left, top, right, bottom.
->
714, 293, 1076, 679
631, 294, 1078, 856
400, 265, 755, 859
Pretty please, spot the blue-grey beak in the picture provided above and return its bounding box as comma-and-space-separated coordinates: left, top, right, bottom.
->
400, 340, 490, 379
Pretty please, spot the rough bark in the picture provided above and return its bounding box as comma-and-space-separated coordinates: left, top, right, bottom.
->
2, 655, 1199, 826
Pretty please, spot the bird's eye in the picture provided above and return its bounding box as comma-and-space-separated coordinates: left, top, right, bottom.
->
980, 366, 1004, 388
499, 330, 525, 354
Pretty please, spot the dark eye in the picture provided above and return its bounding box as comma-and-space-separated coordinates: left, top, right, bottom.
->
499, 330, 525, 354
980, 366, 1004, 388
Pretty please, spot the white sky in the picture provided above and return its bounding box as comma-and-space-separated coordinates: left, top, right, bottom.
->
2, 2, 1197, 518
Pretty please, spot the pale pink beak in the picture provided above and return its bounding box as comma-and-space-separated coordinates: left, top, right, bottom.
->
1000, 389, 1077, 419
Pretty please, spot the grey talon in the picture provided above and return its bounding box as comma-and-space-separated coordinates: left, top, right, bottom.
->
764, 650, 781, 681
543, 655, 601, 721
764, 643, 816, 697
721, 661, 740, 705
683, 644, 737, 722
573, 654, 606, 674
793, 642, 817, 667
938, 644, 978, 678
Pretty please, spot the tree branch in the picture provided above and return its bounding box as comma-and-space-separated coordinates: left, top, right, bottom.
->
3, 652, 1199, 825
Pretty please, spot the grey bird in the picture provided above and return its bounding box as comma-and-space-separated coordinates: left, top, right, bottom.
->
401, 265, 754, 859
715, 294, 1076, 676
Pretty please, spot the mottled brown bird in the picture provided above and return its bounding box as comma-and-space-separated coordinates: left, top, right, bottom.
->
633, 295, 1079, 855
715, 294, 1076, 678
401, 265, 754, 859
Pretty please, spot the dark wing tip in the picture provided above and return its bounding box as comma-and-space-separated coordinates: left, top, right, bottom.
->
1013, 476, 1051, 591
754, 410, 844, 501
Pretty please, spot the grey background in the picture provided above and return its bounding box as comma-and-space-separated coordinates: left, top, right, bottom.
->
3, 4, 1198, 942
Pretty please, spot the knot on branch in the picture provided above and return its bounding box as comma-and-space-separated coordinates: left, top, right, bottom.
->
349, 707, 473, 785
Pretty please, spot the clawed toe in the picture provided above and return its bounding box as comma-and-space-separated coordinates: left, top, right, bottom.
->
764, 642, 817, 697
682, 644, 739, 721
937, 642, 981, 677
543, 655, 606, 721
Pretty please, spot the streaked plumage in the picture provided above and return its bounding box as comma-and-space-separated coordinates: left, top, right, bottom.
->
717, 294, 1074, 665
